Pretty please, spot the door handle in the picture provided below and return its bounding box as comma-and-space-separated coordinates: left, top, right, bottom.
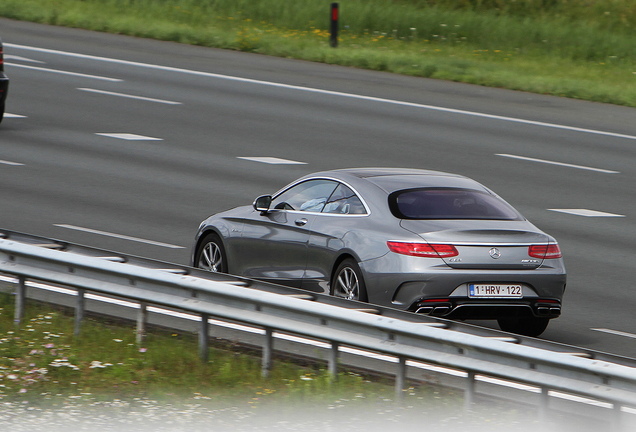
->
295, 218, 308, 227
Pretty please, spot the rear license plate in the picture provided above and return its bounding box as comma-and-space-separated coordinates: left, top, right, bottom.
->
469, 284, 523, 298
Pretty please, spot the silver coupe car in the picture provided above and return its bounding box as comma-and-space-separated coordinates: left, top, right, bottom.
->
192, 168, 566, 337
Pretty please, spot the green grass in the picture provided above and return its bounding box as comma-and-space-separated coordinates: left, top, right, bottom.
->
0, 291, 453, 407
1, 0, 636, 106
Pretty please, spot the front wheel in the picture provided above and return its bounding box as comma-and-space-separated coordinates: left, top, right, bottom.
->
195, 233, 228, 273
497, 317, 549, 337
331, 258, 368, 302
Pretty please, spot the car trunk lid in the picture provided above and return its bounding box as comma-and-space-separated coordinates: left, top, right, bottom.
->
400, 220, 550, 269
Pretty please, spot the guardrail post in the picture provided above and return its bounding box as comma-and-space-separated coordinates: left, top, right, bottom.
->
395, 356, 406, 399
136, 302, 147, 344
329, 341, 339, 380
464, 371, 476, 412
13, 275, 26, 328
538, 387, 549, 421
74, 288, 85, 336
612, 404, 623, 432
262, 327, 273, 378
199, 313, 209, 363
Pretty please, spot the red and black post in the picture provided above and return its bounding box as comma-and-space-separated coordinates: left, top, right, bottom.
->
330, 3, 339, 48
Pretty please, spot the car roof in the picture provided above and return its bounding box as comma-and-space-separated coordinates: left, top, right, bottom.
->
332, 167, 462, 178
305, 168, 487, 194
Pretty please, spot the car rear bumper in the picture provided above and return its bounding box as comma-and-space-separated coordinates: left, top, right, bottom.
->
359, 253, 566, 319
411, 297, 562, 320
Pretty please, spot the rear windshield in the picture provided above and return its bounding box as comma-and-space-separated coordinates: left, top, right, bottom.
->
388, 188, 523, 220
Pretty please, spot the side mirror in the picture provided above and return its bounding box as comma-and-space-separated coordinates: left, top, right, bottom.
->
253, 195, 272, 213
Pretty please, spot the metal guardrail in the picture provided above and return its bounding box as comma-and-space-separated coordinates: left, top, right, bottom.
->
2, 229, 635, 365
0, 229, 635, 425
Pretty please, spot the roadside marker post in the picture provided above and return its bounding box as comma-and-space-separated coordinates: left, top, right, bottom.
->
330, 3, 339, 48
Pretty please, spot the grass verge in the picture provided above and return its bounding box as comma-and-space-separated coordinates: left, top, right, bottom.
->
1, 0, 636, 107
0, 291, 450, 406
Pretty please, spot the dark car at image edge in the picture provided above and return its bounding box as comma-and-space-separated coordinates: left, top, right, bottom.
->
0, 37, 9, 123
192, 168, 566, 337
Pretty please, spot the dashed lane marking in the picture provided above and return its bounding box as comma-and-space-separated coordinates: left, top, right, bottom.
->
0, 159, 24, 166
591, 328, 636, 340
54, 224, 184, 249
238, 156, 307, 165
548, 209, 625, 217
78, 88, 181, 105
4, 55, 45, 63
5, 62, 122, 82
96, 133, 163, 141
496, 154, 619, 174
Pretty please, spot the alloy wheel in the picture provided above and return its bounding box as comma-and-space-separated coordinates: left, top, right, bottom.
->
335, 267, 359, 300
199, 242, 223, 272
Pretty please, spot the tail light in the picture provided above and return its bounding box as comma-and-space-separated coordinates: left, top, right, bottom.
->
387, 241, 459, 258
528, 244, 562, 259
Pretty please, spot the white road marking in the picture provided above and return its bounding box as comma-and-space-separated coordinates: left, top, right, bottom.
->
4, 54, 45, 63
5, 62, 122, 82
0, 159, 24, 166
496, 153, 619, 174
96, 133, 163, 141
238, 156, 307, 165
78, 88, 182, 105
3, 113, 27, 118
591, 328, 636, 340
548, 209, 625, 217
53, 224, 184, 249
6, 43, 636, 141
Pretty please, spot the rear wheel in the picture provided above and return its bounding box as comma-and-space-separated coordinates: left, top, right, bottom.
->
331, 259, 368, 302
0, 103, 4, 124
497, 317, 549, 337
195, 233, 228, 273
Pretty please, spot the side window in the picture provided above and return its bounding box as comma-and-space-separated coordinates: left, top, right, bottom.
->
322, 184, 367, 215
271, 179, 338, 212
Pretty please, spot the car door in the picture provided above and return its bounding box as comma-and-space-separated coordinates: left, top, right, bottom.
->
236, 179, 339, 287
302, 183, 369, 293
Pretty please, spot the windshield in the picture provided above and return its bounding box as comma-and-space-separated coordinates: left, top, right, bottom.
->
388, 188, 524, 220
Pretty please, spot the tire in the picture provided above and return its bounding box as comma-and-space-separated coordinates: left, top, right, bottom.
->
331, 258, 368, 302
497, 317, 550, 337
0, 103, 4, 125
195, 233, 228, 273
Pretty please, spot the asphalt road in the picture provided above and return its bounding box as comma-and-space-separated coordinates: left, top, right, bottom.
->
2, 18, 636, 357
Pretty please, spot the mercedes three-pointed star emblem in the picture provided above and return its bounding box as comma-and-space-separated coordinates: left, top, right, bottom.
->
489, 247, 501, 259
